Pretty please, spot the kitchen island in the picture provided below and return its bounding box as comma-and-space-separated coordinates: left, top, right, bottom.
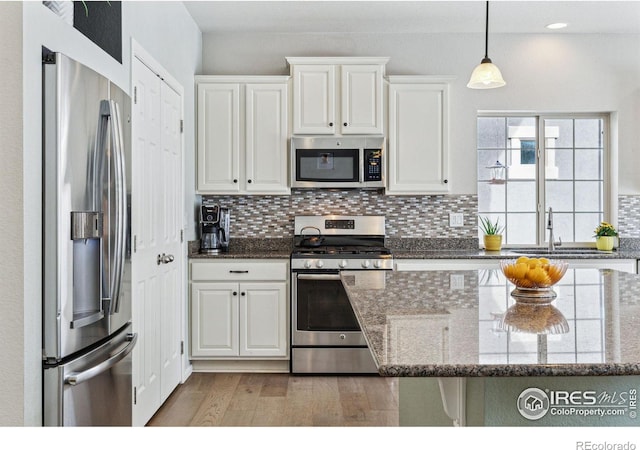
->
341, 268, 640, 426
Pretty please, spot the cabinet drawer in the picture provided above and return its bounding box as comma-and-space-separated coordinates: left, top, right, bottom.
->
191, 260, 288, 281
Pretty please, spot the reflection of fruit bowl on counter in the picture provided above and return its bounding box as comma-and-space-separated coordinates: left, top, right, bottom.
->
500, 257, 568, 302
499, 303, 569, 335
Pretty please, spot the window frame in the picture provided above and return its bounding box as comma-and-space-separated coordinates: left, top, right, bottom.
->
477, 112, 614, 248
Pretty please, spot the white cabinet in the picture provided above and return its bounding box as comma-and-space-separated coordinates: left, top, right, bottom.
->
287, 57, 388, 135
190, 260, 289, 359
196, 76, 290, 194
386, 76, 453, 195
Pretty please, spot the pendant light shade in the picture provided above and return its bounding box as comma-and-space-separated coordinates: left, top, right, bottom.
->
467, 1, 506, 89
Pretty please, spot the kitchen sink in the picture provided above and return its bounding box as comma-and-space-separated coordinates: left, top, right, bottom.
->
510, 249, 609, 255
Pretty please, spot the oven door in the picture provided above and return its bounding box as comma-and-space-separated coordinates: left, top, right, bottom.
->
292, 271, 368, 346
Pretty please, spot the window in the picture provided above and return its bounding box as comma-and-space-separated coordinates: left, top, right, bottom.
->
477, 114, 609, 247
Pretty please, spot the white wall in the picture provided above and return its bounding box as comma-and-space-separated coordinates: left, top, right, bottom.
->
0, 1, 24, 427
11, 0, 202, 426
201, 31, 640, 195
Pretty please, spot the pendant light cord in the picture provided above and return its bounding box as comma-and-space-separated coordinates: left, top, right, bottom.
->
484, 1, 490, 60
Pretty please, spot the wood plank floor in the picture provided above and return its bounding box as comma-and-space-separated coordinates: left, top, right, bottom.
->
147, 373, 399, 427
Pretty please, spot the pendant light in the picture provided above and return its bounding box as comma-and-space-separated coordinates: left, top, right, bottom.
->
467, 1, 506, 89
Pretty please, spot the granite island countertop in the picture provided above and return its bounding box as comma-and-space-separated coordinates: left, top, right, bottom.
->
341, 267, 640, 377
391, 248, 640, 260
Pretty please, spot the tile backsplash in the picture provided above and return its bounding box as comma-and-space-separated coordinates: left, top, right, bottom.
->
618, 195, 640, 239
202, 190, 478, 239
201, 192, 640, 243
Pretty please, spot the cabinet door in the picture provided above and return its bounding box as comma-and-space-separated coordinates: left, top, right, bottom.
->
341, 64, 384, 135
191, 282, 239, 357
292, 65, 336, 134
387, 82, 449, 194
245, 83, 290, 194
197, 83, 241, 193
239, 282, 287, 357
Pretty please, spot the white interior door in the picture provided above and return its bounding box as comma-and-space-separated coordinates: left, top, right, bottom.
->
131, 57, 162, 427
158, 82, 182, 401
131, 55, 183, 426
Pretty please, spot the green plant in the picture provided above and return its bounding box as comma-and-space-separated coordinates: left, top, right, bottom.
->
479, 216, 504, 235
594, 222, 618, 237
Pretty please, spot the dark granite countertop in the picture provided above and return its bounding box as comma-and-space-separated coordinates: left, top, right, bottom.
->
341, 268, 640, 377
188, 238, 640, 260
392, 249, 640, 260
188, 239, 292, 260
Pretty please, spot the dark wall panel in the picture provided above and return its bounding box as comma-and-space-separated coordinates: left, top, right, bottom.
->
73, 1, 122, 63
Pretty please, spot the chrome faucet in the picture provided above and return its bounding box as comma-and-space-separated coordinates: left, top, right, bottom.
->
547, 207, 562, 251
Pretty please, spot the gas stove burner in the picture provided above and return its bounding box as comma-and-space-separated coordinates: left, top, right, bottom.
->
292, 246, 391, 256
291, 215, 393, 269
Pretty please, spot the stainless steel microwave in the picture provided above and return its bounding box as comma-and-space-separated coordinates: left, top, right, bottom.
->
290, 136, 385, 189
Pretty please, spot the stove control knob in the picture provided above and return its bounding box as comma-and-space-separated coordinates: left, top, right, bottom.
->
316, 260, 324, 269
304, 260, 312, 269
361, 260, 370, 269
339, 259, 348, 269
373, 260, 382, 269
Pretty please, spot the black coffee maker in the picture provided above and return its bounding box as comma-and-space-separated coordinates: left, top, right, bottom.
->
199, 204, 230, 254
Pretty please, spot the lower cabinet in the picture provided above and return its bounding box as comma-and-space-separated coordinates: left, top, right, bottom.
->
190, 260, 289, 361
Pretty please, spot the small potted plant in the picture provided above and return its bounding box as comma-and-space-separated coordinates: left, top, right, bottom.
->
594, 222, 618, 251
479, 216, 504, 251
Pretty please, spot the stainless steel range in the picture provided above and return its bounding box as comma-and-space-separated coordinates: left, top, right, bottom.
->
290, 215, 393, 374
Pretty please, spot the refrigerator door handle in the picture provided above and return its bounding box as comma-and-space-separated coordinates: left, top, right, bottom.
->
110, 100, 127, 314
65, 333, 137, 386
97, 100, 127, 315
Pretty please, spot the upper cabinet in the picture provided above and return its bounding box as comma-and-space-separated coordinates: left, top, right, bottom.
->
196, 76, 290, 195
386, 76, 453, 195
287, 57, 388, 135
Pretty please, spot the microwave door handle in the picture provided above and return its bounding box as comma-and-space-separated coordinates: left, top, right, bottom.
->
359, 149, 364, 183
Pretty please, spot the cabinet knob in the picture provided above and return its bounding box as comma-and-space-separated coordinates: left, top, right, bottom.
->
233, 291, 238, 296
444, 179, 449, 184
233, 179, 238, 183
343, 122, 348, 127
329, 122, 334, 127
248, 179, 252, 183
241, 292, 246, 296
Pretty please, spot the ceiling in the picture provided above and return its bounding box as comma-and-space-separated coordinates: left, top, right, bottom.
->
183, 1, 640, 35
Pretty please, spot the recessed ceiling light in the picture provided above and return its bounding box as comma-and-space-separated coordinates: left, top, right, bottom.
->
546, 23, 568, 30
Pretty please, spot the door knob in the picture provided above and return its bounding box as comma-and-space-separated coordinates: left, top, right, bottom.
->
157, 253, 175, 265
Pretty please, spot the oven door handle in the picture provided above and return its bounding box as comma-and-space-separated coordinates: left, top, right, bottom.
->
296, 274, 341, 281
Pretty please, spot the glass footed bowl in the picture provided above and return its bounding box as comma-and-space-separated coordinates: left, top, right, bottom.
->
500, 258, 569, 302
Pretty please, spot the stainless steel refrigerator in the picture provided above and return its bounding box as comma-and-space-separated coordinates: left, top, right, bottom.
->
42, 49, 136, 426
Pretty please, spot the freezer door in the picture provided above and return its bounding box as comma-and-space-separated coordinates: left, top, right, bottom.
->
43, 323, 137, 426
